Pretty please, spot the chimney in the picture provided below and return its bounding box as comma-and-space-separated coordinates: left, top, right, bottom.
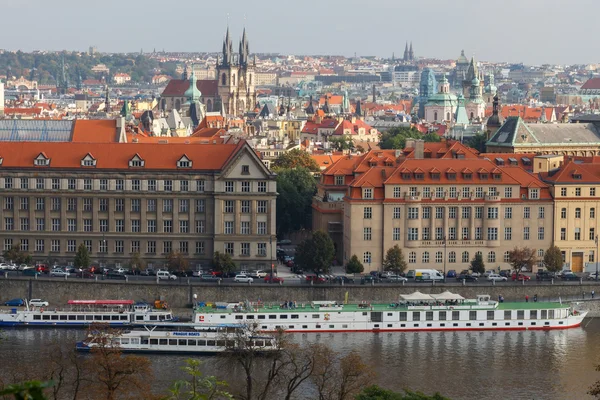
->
414, 139, 425, 159
395, 149, 401, 158
116, 117, 126, 142
405, 139, 416, 149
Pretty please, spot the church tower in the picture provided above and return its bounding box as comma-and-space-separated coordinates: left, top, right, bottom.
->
216, 27, 256, 116
403, 42, 409, 62
409, 42, 414, 61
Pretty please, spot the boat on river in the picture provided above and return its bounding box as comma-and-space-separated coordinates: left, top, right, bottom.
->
75, 323, 277, 354
0, 300, 175, 327
191, 292, 588, 333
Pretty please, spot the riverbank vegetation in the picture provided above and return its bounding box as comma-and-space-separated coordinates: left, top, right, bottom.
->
0, 324, 449, 400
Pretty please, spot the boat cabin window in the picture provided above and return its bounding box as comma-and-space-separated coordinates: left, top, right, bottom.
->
269, 315, 276, 319
76, 315, 84, 320
94, 315, 101, 320
169, 339, 177, 346
207, 340, 216, 346
412, 312, 420, 321
33, 315, 41, 320
150, 339, 158, 345
43, 315, 50, 320
291, 315, 299, 319
198, 340, 206, 346
86, 315, 93, 320
69, 315, 76, 320
103, 315, 110, 321
426, 312, 433, 321
178, 340, 186, 346
504, 311, 511, 320
258, 315, 266, 319
439, 311, 447, 321
517, 310, 525, 319
226, 340, 235, 347
254, 340, 264, 347
188, 340, 196, 346
60, 315, 68, 320
452, 311, 459, 320
541, 310, 547, 319
246, 315, 254, 319
121, 338, 130, 344
280, 315, 288, 319
111, 316, 119, 321
487, 311, 495, 320
548, 310, 555, 319
220, 315, 226, 319
51, 315, 58, 320
530, 310, 537, 319
362, 312, 368, 316
141, 338, 149, 345
149, 315, 157, 321
120, 315, 128, 321
399, 312, 407, 321
469, 311, 476, 320
312, 314, 319, 318
159, 339, 167, 345
329, 325, 334, 329
235, 316, 243, 320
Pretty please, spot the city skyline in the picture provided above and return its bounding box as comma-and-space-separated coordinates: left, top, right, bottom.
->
3, 0, 599, 65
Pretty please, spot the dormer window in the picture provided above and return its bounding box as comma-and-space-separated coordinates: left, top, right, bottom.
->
335, 175, 344, 186
81, 153, 97, 167
573, 173, 582, 180
414, 173, 424, 180
34, 153, 50, 167
430, 172, 440, 180
177, 155, 192, 168
493, 173, 502, 180
447, 173, 456, 180
401, 173, 411, 180
242, 165, 250, 175
463, 173, 472, 180
363, 188, 373, 199
479, 173, 488, 180
129, 154, 145, 168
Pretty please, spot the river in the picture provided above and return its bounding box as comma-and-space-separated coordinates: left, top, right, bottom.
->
2, 320, 600, 400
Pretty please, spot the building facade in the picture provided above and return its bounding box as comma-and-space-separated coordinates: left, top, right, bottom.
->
0, 140, 276, 271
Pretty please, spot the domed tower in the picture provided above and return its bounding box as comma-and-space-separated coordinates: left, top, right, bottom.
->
466, 76, 485, 121
486, 94, 502, 139
418, 68, 437, 118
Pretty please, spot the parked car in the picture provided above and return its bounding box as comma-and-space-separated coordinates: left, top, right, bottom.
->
557, 269, 573, 278
156, 271, 177, 280
22, 269, 41, 277
446, 270, 457, 278
562, 272, 579, 281
511, 273, 531, 281
499, 269, 512, 278
457, 274, 478, 282
291, 266, 304, 275
4, 298, 24, 306
333, 276, 355, 284
192, 270, 204, 277
29, 299, 49, 307
249, 270, 267, 279
483, 270, 497, 278
75, 269, 95, 279
361, 275, 380, 284
306, 275, 326, 284
200, 274, 222, 282
234, 274, 254, 283
50, 268, 70, 277
277, 239, 292, 245
114, 267, 126, 274
406, 270, 416, 280
487, 274, 507, 282
18, 264, 30, 271
105, 271, 127, 280
141, 269, 156, 276
264, 274, 284, 283
587, 272, 600, 281
536, 271, 556, 281
384, 274, 408, 283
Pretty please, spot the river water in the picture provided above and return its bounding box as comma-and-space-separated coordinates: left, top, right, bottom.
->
2, 320, 600, 400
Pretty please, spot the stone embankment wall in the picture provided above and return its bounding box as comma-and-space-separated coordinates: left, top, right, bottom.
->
2, 278, 600, 315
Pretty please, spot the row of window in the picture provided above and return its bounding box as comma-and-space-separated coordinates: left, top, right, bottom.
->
2, 217, 269, 235
3, 238, 269, 257
560, 207, 595, 219
559, 227, 597, 241
560, 187, 596, 197
1, 197, 268, 214
362, 249, 546, 265
401, 226, 545, 241
364, 206, 545, 220
1, 177, 268, 193
361, 187, 540, 200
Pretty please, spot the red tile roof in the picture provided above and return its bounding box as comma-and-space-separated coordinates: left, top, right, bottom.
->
71, 120, 118, 143
161, 79, 218, 97
581, 78, 600, 90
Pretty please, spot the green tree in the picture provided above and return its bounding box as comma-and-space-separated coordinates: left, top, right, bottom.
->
543, 245, 563, 273
356, 385, 451, 400
422, 132, 442, 143
271, 149, 320, 172
212, 252, 236, 274
276, 167, 317, 235
128, 252, 146, 273
470, 253, 485, 274
383, 245, 407, 274
166, 251, 189, 273
508, 247, 537, 273
295, 231, 335, 274
466, 132, 487, 153
379, 127, 439, 150
345, 255, 364, 274
329, 135, 355, 151
0, 381, 52, 400
2, 244, 32, 265
73, 243, 91, 269
165, 359, 232, 400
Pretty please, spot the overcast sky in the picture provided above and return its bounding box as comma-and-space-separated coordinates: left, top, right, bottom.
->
3, 0, 598, 65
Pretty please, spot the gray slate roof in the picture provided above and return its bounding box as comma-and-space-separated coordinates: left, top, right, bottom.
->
0, 120, 73, 142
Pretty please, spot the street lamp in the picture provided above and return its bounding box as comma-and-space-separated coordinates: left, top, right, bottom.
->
270, 236, 274, 281
443, 235, 447, 282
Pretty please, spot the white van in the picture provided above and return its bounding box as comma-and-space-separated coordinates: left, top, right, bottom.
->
156, 270, 176, 280
414, 269, 445, 282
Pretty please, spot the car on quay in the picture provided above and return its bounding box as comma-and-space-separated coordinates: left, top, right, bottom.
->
75, 269, 95, 279
29, 299, 49, 307
277, 239, 292, 245
264, 274, 284, 283
141, 269, 156, 276
557, 269, 573, 278
105, 271, 127, 280
561, 272, 580, 281
305, 275, 326, 284
511, 273, 531, 281
587, 272, 600, 280
446, 270, 457, 278
156, 271, 177, 281
384, 275, 408, 283
50, 268, 70, 278
248, 270, 267, 279
332, 276, 355, 284
234, 274, 254, 283
22, 269, 41, 277
361, 275, 381, 284
499, 269, 512, 278
536, 271, 556, 281
200, 274, 222, 283
457, 273, 478, 282
4, 298, 24, 306
483, 270, 497, 278
486, 274, 507, 282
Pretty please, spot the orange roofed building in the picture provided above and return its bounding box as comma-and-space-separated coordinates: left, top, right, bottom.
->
313, 139, 552, 271
0, 140, 276, 271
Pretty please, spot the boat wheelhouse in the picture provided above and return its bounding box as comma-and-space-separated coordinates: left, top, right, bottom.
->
0, 300, 174, 327
192, 292, 588, 333
76, 324, 277, 354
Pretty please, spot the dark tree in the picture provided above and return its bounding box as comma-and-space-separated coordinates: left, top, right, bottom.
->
294, 231, 335, 274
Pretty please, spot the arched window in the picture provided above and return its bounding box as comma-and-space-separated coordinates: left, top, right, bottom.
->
449, 251, 456, 263
446, 112, 450, 121
470, 112, 474, 119
363, 252, 371, 264
221, 73, 227, 85
175, 99, 181, 110
434, 111, 438, 121
408, 252, 416, 263
422, 251, 430, 263
476, 251, 482, 258
249, 74, 253, 85
435, 251, 443, 263
462, 251, 469, 263
488, 251, 496, 263
504, 251, 511, 262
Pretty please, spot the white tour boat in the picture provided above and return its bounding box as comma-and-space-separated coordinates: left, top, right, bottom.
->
192, 292, 588, 333
76, 324, 277, 354
0, 300, 175, 327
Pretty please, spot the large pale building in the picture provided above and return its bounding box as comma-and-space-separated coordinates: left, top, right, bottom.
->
314, 140, 553, 272
0, 139, 277, 271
